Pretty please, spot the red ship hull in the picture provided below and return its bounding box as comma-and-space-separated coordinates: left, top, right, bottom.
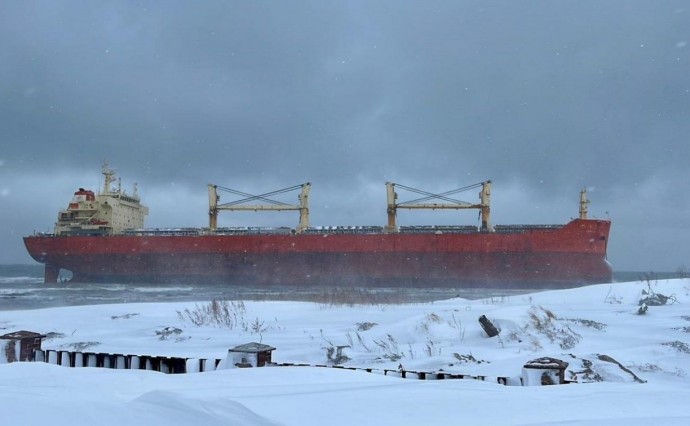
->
24, 219, 612, 288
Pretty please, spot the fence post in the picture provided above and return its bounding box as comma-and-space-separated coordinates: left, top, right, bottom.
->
87, 353, 97, 367
116, 355, 126, 369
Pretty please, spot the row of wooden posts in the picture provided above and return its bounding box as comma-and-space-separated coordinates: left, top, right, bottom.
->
273, 362, 517, 385
36, 349, 224, 374
35, 348, 503, 377
31, 349, 517, 384
23, 347, 517, 386
3, 331, 567, 386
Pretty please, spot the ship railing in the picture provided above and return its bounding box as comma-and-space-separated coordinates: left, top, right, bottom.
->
42, 224, 566, 238
33, 232, 57, 237
114, 194, 141, 204
212, 227, 294, 236
210, 226, 388, 236
303, 226, 385, 235
493, 224, 564, 234
123, 227, 301, 236
124, 228, 204, 237
399, 225, 478, 234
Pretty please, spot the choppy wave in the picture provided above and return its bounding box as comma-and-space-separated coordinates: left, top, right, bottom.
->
0, 264, 662, 312
132, 286, 195, 293
0, 276, 43, 284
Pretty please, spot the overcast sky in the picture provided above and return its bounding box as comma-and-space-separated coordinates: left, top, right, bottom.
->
1, 1, 689, 272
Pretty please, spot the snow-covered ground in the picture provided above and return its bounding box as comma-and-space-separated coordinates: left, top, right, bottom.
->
2, 279, 689, 425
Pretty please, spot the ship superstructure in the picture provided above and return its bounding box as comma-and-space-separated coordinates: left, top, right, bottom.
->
54, 163, 148, 236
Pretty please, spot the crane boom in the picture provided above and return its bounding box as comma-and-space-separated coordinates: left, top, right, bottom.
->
385, 181, 492, 233
208, 183, 311, 232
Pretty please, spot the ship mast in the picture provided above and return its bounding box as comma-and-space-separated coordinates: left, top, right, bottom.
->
101, 162, 116, 195
208, 183, 311, 232
579, 188, 589, 220
385, 180, 492, 233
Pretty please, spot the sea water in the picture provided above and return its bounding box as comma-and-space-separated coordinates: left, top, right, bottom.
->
1, 264, 654, 311
0, 264, 541, 311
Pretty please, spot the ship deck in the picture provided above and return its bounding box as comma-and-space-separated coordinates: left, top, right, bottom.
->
118, 224, 565, 237
30, 224, 567, 238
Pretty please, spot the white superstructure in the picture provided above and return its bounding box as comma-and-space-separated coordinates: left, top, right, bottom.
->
54, 163, 148, 235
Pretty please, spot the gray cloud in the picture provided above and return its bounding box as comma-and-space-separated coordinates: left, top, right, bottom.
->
1, 1, 689, 271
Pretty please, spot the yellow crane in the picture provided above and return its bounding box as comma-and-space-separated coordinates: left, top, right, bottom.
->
385, 180, 492, 233
208, 183, 311, 232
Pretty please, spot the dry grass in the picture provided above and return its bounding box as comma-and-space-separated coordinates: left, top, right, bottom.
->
177, 299, 246, 328
304, 287, 418, 307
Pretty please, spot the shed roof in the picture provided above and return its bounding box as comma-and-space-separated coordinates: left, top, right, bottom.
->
523, 357, 569, 369
229, 342, 276, 353
0, 330, 46, 340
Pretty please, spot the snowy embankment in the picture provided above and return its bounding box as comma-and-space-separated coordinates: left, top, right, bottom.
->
1, 279, 689, 425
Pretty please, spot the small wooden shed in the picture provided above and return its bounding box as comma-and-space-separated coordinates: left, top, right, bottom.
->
227, 342, 276, 368
522, 357, 569, 385
1, 330, 46, 363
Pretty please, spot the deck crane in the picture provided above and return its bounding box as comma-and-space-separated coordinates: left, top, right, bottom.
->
384, 180, 492, 233
208, 183, 311, 232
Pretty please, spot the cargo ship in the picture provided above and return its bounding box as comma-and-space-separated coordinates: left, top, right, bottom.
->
24, 164, 612, 288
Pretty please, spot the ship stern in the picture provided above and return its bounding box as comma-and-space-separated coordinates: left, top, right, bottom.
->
23, 235, 59, 283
